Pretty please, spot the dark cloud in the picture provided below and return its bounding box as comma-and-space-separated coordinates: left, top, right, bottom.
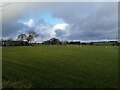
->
2, 20, 27, 37
2, 2, 118, 41
53, 2, 118, 41
55, 29, 65, 38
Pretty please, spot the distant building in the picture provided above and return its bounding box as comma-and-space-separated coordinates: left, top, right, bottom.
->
0, 40, 29, 46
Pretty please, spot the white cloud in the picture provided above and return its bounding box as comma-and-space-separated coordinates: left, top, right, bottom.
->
2, 2, 118, 42
53, 23, 69, 30
34, 23, 70, 41
24, 19, 34, 27
23, 21, 70, 42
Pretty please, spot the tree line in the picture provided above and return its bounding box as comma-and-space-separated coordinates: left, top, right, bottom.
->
1, 31, 120, 46
42, 38, 120, 46
0, 31, 39, 46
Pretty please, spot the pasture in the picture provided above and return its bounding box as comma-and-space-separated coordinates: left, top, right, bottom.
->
2, 45, 118, 88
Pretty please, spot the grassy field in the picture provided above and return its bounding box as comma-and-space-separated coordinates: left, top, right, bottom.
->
2, 45, 118, 88
0, 47, 2, 89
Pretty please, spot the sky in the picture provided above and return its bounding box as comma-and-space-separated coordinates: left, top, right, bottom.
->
1, 2, 118, 42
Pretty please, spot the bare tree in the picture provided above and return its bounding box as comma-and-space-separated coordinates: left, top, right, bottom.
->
26, 31, 39, 43
17, 34, 26, 41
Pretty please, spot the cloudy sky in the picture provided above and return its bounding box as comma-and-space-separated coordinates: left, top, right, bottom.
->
2, 2, 118, 42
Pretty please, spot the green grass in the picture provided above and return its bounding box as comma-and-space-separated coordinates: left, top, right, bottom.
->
2, 45, 118, 88
0, 47, 2, 89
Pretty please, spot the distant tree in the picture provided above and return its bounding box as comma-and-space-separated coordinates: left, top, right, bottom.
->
42, 38, 61, 45
7, 38, 13, 41
26, 31, 39, 43
17, 34, 26, 41
81, 42, 87, 45
89, 42, 94, 45
17, 31, 39, 45
69, 41, 81, 45
49, 38, 60, 45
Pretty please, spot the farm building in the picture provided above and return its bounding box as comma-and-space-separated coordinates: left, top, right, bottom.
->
0, 41, 29, 46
